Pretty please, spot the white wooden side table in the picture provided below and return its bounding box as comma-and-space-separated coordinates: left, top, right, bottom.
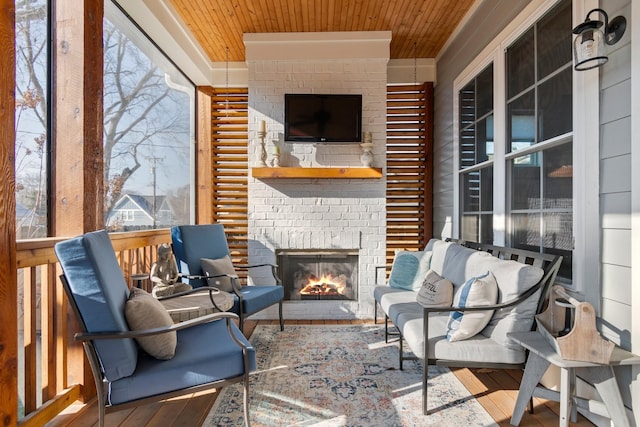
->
509, 331, 640, 427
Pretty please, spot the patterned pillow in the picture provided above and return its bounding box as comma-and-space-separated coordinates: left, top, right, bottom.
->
446, 271, 498, 342
416, 269, 453, 307
388, 250, 432, 291
201, 256, 236, 293
124, 287, 176, 360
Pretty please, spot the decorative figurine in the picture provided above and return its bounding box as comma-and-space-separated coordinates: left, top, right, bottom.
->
149, 243, 192, 297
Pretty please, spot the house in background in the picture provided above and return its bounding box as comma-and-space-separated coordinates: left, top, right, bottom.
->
106, 194, 174, 231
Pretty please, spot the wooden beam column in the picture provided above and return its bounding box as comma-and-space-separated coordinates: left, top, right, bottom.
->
196, 86, 213, 224
52, 0, 104, 234
52, 0, 104, 402
0, 1, 17, 425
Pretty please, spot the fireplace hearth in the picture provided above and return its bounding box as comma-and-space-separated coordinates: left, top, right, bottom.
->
277, 250, 358, 301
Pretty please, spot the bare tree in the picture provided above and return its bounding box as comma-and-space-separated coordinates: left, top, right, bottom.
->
15, 5, 191, 235
103, 20, 189, 221
15, 0, 47, 238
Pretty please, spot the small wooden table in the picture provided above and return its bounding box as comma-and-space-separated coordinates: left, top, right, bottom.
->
509, 331, 640, 427
160, 289, 234, 323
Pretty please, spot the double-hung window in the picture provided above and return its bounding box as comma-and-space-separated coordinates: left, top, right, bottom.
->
456, 0, 574, 283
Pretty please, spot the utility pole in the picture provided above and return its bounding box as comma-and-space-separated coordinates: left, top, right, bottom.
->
148, 156, 162, 228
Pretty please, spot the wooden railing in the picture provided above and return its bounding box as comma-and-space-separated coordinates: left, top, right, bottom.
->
15, 229, 171, 426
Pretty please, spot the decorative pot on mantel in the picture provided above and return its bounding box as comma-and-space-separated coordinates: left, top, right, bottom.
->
360, 133, 374, 167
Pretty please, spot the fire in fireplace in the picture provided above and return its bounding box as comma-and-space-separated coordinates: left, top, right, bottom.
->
277, 250, 358, 301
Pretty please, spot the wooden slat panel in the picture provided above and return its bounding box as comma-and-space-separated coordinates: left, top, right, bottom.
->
385, 83, 433, 269
211, 88, 249, 275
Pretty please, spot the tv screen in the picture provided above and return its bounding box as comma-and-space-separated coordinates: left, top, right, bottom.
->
284, 94, 362, 143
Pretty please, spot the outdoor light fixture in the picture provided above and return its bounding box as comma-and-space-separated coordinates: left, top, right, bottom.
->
572, 8, 626, 71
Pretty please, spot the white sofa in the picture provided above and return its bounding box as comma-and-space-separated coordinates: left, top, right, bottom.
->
373, 238, 563, 414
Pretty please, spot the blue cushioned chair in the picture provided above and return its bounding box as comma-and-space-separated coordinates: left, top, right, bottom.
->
54, 230, 256, 427
171, 224, 284, 333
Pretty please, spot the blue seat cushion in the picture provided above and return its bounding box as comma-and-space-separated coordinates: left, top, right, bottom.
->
232, 285, 284, 316
108, 319, 256, 405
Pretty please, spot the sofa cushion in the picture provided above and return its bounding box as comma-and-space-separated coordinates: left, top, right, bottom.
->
426, 239, 479, 287
446, 271, 498, 342
201, 255, 236, 292
416, 270, 453, 307
125, 287, 177, 360
396, 310, 449, 359
378, 290, 421, 325
388, 250, 432, 291
477, 256, 544, 349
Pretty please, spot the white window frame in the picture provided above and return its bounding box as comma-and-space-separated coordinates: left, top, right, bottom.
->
453, 0, 600, 296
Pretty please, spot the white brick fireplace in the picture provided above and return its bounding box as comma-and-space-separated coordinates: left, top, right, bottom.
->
243, 32, 390, 320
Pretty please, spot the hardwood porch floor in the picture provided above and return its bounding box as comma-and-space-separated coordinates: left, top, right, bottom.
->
48, 319, 595, 427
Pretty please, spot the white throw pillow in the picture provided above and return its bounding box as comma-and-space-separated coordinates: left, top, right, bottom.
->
416, 270, 453, 307
446, 271, 498, 342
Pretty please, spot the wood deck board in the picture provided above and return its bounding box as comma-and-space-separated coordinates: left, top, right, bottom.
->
52, 320, 595, 427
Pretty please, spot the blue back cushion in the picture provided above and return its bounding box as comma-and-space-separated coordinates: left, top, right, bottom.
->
55, 230, 138, 381
171, 224, 230, 288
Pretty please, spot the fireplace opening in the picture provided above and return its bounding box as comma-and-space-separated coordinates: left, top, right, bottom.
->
277, 250, 358, 301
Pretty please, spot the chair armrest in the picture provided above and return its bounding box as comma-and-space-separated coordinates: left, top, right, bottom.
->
375, 265, 389, 285
234, 263, 277, 269
423, 282, 543, 314
156, 285, 223, 300
157, 286, 234, 312
74, 312, 240, 341
234, 263, 283, 286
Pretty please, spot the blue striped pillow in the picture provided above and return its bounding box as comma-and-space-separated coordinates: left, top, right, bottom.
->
446, 271, 498, 342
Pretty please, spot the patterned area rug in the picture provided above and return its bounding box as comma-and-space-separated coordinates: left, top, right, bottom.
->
204, 324, 498, 426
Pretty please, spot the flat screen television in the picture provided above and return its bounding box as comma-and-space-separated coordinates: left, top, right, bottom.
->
284, 94, 362, 143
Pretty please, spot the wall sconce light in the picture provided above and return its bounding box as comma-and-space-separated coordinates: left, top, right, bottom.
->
572, 8, 626, 71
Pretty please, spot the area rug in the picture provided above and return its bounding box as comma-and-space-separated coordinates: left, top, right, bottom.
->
204, 324, 498, 426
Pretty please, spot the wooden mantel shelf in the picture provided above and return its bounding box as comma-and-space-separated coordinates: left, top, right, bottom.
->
252, 167, 383, 179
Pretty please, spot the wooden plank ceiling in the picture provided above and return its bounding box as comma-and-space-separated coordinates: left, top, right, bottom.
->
170, 0, 475, 62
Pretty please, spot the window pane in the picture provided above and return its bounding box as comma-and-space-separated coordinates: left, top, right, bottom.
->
537, 0, 572, 79
544, 143, 573, 208
459, 81, 475, 127
104, 8, 194, 231
544, 212, 573, 281
508, 90, 535, 153
480, 167, 493, 211
15, 0, 48, 239
511, 212, 541, 251
463, 171, 480, 212
507, 28, 534, 99
480, 214, 494, 243
461, 215, 480, 242
538, 67, 572, 141
510, 153, 541, 210
461, 166, 493, 242
461, 214, 494, 243
476, 64, 493, 118
459, 64, 493, 168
